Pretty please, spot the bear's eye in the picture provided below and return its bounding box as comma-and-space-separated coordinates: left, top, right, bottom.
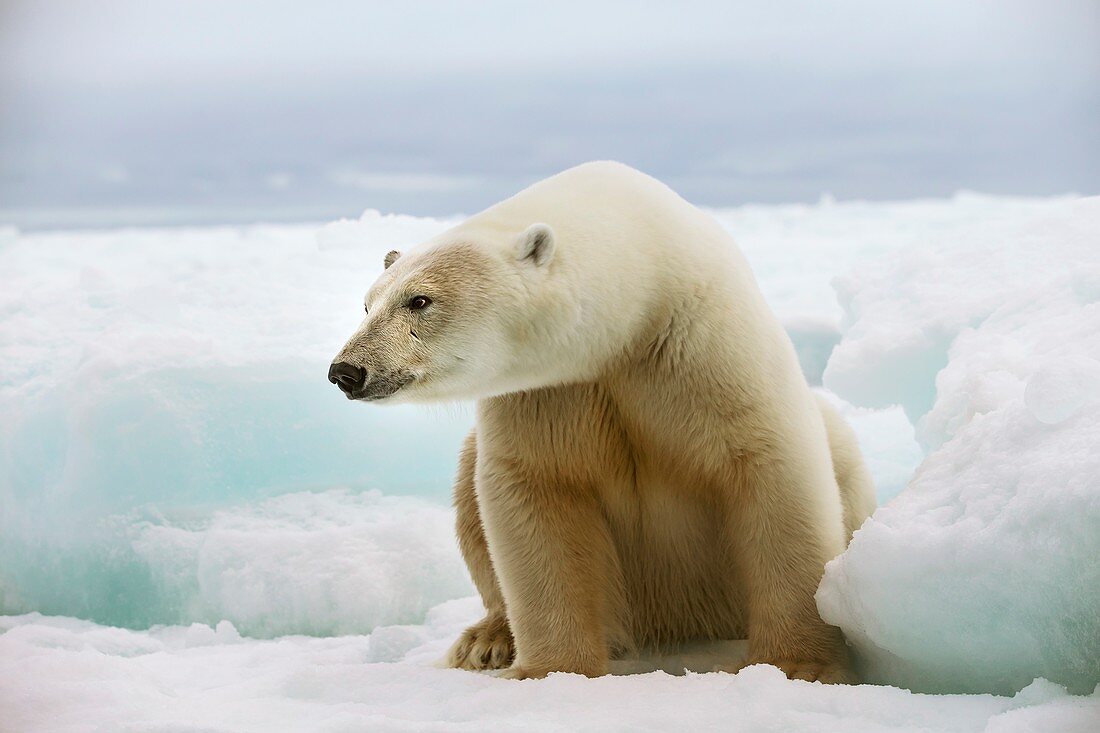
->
408, 295, 432, 311
363, 305, 369, 314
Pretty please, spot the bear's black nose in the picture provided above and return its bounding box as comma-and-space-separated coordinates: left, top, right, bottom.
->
328, 362, 366, 395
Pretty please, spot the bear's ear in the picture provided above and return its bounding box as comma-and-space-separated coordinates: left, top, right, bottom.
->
383, 250, 402, 269
515, 223, 555, 267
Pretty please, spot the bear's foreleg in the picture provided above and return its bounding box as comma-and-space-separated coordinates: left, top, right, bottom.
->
445, 430, 515, 670
477, 455, 619, 679
729, 454, 856, 684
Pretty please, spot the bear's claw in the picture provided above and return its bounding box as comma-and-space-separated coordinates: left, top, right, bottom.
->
445, 614, 515, 671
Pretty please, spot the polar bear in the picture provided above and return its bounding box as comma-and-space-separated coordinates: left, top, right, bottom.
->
329, 161, 876, 682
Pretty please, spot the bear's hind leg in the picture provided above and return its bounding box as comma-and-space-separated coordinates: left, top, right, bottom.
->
445, 430, 515, 671
815, 395, 877, 542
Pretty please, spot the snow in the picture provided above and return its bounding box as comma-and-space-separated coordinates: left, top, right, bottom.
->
0, 216, 477, 628
130, 490, 474, 637
1024, 356, 1100, 426
818, 196, 1100, 695
1, 200, 940, 628
2, 610, 1098, 733
2, 193, 1099, 730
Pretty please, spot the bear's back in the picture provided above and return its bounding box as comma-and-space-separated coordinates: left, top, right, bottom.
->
466, 161, 755, 299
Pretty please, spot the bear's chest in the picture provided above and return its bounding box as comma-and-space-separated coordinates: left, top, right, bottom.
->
478, 377, 749, 497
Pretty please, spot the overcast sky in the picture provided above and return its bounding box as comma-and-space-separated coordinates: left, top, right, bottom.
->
2, 0, 1098, 228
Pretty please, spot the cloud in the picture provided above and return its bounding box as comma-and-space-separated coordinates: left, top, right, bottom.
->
328, 170, 483, 194
98, 165, 130, 185
264, 172, 294, 191
1, 0, 1096, 226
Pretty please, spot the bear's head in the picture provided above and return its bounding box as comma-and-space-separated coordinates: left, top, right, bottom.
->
328, 222, 560, 403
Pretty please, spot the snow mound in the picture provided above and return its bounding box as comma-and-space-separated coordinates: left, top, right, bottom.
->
0, 218, 477, 628
1, 487, 473, 637
1023, 355, 1100, 425
131, 489, 474, 637
818, 196, 1100, 695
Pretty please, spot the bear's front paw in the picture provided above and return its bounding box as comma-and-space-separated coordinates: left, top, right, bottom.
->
445, 613, 514, 671
495, 656, 608, 680
773, 659, 856, 684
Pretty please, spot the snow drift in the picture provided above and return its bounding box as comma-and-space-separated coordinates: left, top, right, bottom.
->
818, 196, 1100, 695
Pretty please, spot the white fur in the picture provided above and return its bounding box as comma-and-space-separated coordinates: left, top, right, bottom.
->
337, 161, 756, 402
333, 162, 876, 682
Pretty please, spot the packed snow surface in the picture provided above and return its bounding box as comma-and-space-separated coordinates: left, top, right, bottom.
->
2, 609, 1098, 733
2, 193, 1098, 730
